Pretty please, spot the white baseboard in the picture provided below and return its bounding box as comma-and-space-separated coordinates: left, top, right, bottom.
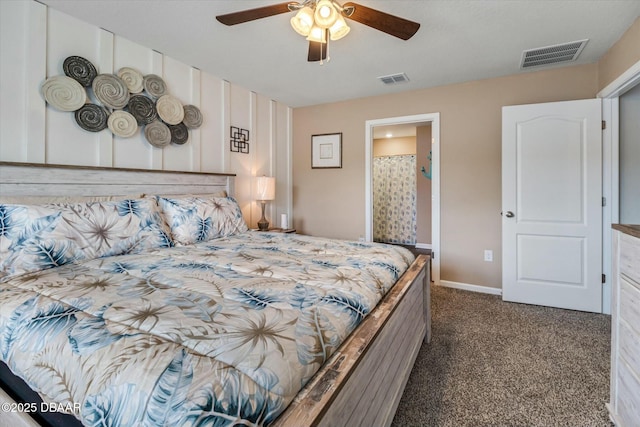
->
415, 243, 432, 249
439, 280, 502, 296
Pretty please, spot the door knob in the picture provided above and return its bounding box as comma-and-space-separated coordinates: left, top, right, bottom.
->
503, 211, 514, 218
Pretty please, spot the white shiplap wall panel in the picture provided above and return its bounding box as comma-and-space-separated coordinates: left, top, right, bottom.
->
96, 30, 114, 166
229, 85, 254, 225
189, 67, 202, 172
0, 1, 292, 220
222, 81, 232, 174
112, 36, 158, 170
200, 74, 225, 173
0, 0, 26, 161
46, 9, 106, 166
150, 51, 164, 170
25, 2, 47, 163
253, 94, 274, 227
0, 1, 46, 163
162, 55, 195, 171
276, 102, 293, 227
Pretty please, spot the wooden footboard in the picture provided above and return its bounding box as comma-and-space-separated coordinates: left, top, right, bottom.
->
273, 254, 430, 427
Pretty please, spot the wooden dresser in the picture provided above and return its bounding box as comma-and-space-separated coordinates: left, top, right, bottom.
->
609, 224, 640, 426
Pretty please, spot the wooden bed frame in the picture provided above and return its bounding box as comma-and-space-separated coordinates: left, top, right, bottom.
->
0, 161, 431, 427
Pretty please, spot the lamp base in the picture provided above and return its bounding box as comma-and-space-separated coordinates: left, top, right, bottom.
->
258, 201, 269, 231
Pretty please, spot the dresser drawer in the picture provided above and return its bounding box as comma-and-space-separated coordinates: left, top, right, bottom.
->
620, 277, 640, 336
616, 359, 640, 427
619, 320, 640, 379
620, 233, 640, 285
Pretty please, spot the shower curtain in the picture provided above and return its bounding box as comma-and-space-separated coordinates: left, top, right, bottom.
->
373, 155, 417, 244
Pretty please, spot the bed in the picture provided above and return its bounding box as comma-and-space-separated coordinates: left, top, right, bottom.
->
0, 161, 430, 427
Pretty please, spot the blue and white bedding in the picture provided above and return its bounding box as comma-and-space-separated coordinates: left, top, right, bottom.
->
0, 195, 414, 426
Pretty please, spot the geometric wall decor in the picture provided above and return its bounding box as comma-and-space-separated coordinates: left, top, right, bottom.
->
230, 126, 250, 154
41, 55, 203, 147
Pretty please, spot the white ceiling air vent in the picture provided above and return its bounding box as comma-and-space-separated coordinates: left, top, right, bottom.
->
520, 39, 588, 69
378, 73, 410, 85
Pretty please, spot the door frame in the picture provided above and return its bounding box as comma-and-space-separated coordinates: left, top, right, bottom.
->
365, 113, 441, 287
598, 59, 640, 315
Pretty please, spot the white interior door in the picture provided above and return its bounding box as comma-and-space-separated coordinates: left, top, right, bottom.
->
502, 99, 602, 312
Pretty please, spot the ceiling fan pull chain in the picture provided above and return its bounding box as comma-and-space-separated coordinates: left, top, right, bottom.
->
322, 29, 330, 65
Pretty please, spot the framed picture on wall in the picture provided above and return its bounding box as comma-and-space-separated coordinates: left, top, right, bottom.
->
311, 133, 342, 168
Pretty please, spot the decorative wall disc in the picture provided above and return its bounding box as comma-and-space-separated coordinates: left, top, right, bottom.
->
108, 110, 138, 138
144, 120, 172, 148
41, 75, 87, 112
156, 94, 184, 125
43, 55, 205, 143
128, 95, 157, 125
143, 74, 167, 98
93, 74, 130, 109
74, 103, 108, 132
63, 56, 98, 87
117, 67, 144, 93
182, 105, 203, 129
169, 122, 189, 145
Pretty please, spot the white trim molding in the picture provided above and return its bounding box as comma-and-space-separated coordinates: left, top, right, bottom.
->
365, 112, 441, 288
597, 59, 640, 98
415, 243, 432, 250
440, 280, 503, 296
597, 59, 640, 315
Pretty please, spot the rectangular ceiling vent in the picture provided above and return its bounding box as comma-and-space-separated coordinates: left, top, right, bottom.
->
520, 39, 588, 69
378, 73, 409, 85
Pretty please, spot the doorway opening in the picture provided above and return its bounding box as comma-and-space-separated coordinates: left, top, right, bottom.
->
365, 113, 440, 287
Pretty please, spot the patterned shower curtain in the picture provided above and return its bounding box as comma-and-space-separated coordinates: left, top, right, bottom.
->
373, 155, 417, 244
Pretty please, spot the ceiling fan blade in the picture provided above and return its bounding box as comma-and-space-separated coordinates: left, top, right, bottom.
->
216, 2, 293, 26
342, 2, 420, 40
308, 41, 328, 62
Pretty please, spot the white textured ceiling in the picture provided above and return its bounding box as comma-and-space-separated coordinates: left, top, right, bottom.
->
40, 0, 640, 108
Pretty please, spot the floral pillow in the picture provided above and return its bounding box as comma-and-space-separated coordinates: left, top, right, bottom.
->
0, 198, 172, 278
156, 196, 248, 245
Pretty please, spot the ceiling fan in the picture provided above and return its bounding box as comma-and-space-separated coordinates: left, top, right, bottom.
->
216, 1, 420, 63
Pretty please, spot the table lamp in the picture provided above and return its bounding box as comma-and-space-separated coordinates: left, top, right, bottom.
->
256, 176, 275, 231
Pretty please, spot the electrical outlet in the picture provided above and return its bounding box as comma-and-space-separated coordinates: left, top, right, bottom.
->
359, 236, 365, 242
484, 250, 493, 262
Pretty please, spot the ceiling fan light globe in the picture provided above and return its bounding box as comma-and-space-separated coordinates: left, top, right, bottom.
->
314, 0, 339, 28
329, 15, 350, 40
290, 6, 314, 36
306, 25, 327, 43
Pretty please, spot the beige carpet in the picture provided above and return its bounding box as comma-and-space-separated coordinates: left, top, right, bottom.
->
391, 285, 612, 427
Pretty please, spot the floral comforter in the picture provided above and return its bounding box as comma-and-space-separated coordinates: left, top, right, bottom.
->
0, 231, 413, 426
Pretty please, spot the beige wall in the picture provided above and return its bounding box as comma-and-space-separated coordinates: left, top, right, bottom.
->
292, 63, 598, 288
292, 17, 639, 290
373, 136, 416, 157
598, 16, 640, 91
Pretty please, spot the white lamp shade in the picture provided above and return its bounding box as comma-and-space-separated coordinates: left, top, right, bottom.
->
329, 15, 350, 40
314, 0, 339, 28
255, 176, 275, 201
306, 25, 327, 43
290, 6, 314, 36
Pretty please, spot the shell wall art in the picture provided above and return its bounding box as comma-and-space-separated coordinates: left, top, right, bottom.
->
41, 55, 203, 147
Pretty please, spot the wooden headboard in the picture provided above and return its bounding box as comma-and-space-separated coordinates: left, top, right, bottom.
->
0, 162, 235, 198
